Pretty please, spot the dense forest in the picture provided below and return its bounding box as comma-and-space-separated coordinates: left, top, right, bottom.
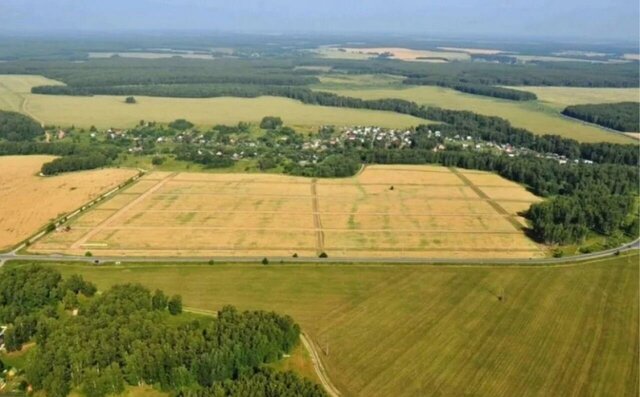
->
0, 111, 43, 141
0, 54, 638, 104
0, 265, 325, 397
562, 102, 640, 132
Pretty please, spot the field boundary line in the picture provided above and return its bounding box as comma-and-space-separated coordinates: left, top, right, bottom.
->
301, 333, 341, 397
70, 173, 176, 250
449, 167, 526, 232
310, 179, 325, 255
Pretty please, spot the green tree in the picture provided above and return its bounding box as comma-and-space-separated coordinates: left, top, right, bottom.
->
259, 116, 283, 130
152, 289, 168, 311
168, 295, 183, 315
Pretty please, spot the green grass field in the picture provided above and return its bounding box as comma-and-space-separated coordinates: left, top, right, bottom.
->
509, 86, 640, 109
17, 253, 638, 397
316, 77, 637, 143
0, 75, 424, 130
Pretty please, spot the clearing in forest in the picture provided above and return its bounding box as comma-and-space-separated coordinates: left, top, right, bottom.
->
31, 165, 544, 259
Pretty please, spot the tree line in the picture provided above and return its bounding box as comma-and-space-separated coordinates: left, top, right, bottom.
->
403, 80, 538, 101
0, 265, 324, 397
562, 102, 640, 132
0, 110, 43, 141
347, 147, 638, 245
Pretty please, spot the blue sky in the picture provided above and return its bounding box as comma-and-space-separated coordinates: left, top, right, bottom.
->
0, 0, 638, 41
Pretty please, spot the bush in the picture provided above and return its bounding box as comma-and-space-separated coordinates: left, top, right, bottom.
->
125, 96, 136, 104
262, 257, 269, 265
151, 155, 165, 165
259, 116, 283, 130
85, 251, 93, 257
168, 295, 183, 315
319, 252, 328, 258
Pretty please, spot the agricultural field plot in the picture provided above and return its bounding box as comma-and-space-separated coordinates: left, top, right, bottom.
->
506, 86, 640, 109
319, 83, 635, 144
315, 47, 470, 62
31, 165, 544, 259
42, 252, 640, 397
0, 155, 137, 250
0, 74, 423, 130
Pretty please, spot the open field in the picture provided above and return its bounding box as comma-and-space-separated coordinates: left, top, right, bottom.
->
0, 74, 423, 130
509, 86, 640, 109
31, 165, 543, 259
0, 156, 137, 251
29, 252, 639, 397
437, 46, 504, 55
315, 47, 470, 62
320, 83, 635, 143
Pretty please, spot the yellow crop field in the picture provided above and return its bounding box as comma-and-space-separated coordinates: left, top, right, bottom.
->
0, 74, 423, 130
31, 165, 544, 259
320, 84, 635, 143
43, 252, 639, 397
0, 155, 137, 250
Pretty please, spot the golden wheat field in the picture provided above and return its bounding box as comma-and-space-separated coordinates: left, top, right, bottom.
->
31, 165, 544, 258
0, 156, 137, 250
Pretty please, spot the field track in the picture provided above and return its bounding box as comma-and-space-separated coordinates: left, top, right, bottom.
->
32, 166, 544, 259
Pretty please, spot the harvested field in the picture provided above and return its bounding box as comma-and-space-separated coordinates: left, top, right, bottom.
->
32, 165, 544, 259
0, 156, 137, 250
37, 252, 640, 397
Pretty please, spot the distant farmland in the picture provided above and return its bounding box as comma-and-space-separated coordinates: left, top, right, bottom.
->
0, 74, 424, 130
31, 165, 544, 259
318, 81, 636, 144
39, 252, 639, 397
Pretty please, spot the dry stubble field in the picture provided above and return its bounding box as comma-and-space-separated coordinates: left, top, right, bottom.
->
0, 156, 137, 250
31, 165, 544, 259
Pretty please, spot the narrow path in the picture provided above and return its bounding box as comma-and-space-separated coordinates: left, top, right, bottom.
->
300, 333, 341, 397
449, 167, 525, 231
310, 179, 325, 255
70, 173, 176, 250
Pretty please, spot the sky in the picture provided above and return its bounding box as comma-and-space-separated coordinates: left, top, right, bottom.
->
0, 0, 638, 42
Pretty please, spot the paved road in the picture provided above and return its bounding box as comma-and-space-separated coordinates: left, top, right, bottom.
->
1, 238, 638, 267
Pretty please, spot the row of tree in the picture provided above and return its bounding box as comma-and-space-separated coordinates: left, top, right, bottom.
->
562, 102, 640, 132
404, 80, 538, 101
345, 148, 638, 244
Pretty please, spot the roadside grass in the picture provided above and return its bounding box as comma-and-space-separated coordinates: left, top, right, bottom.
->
15, 252, 638, 397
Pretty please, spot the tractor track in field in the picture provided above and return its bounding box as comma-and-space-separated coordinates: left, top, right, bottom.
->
310, 179, 326, 255
70, 173, 177, 250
